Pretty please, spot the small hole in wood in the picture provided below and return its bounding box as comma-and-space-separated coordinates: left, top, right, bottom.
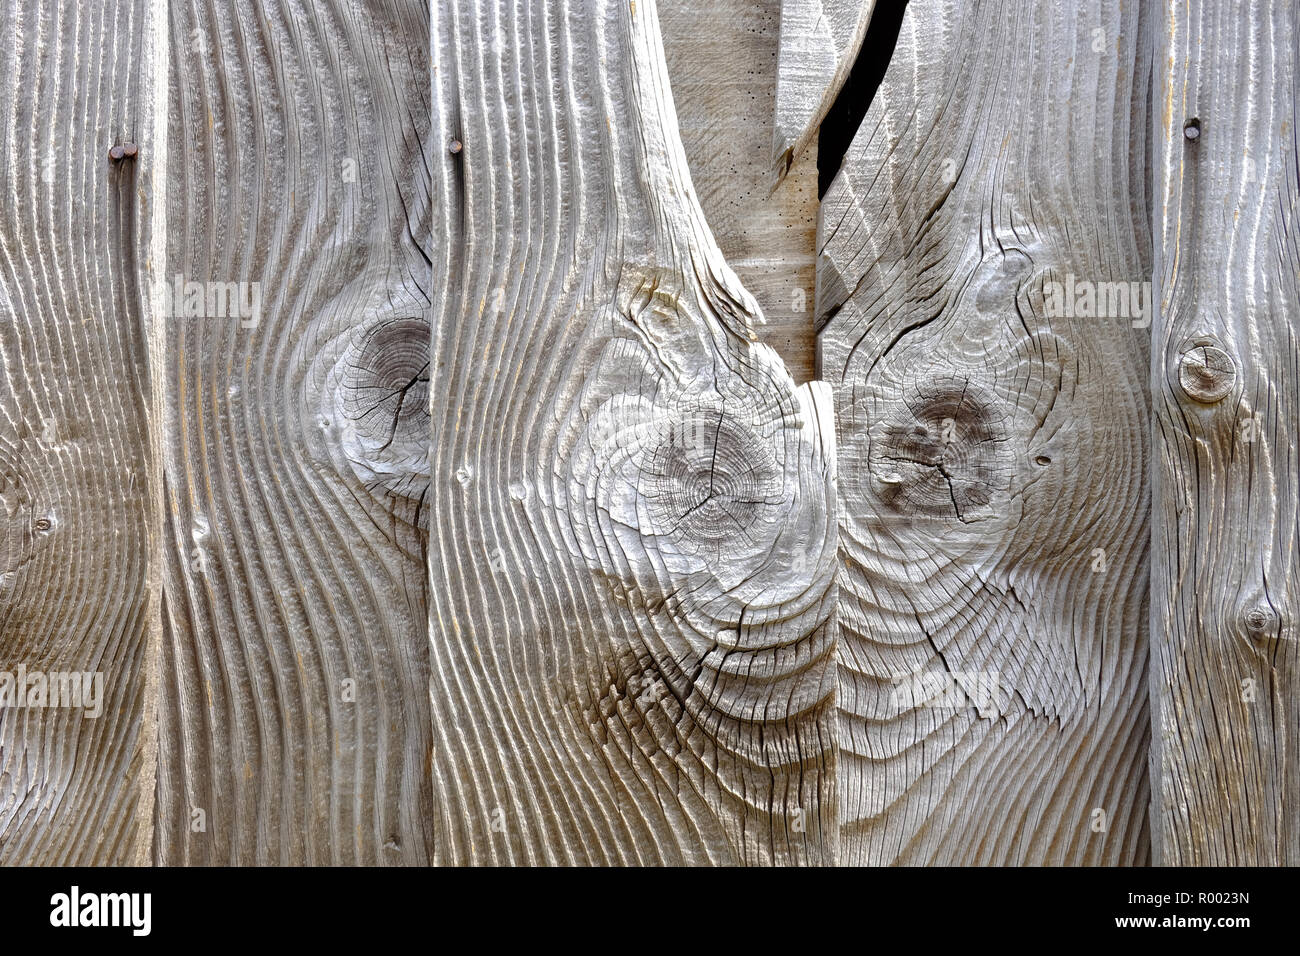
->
1034, 455, 1051, 466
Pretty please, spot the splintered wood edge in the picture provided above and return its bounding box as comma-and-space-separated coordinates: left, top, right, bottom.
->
772, 0, 876, 184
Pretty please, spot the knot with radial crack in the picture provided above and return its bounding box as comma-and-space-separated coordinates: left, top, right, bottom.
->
318, 313, 430, 505
868, 378, 1010, 523
556, 334, 836, 725
639, 405, 784, 551
840, 373, 1018, 587
566, 373, 802, 592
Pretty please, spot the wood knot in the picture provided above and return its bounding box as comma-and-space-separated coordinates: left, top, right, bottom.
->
1242, 604, 1279, 638
642, 409, 782, 546
1176, 340, 1235, 404
325, 314, 430, 502
866, 381, 1008, 523
0, 452, 56, 593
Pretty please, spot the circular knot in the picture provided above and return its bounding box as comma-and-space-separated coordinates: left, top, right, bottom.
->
1242, 604, 1278, 637
641, 410, 782, 546
866, 382, 1008, 522
326, 314, 431, 500
1176, 341, 1236, 404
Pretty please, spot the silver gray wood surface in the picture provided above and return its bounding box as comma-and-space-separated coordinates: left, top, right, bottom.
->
774, 0, 874, 182
0, 0, 1292, 868
431, 0, 839, 864
663, 0, 821, 385
0, 0, 159, 866
1150, 0, 1300, 865
154, 0, 433, 865
817, 0, 1153, 864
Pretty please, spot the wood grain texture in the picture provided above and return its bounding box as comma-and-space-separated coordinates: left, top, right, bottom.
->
431, 0, 838, 865
0, 0, 160, 866
154, 0, 433, 864
661, 0, 821, 386
1150, 0, 1300, 865
773, 0, 874, 182
819, 0, 1152, 864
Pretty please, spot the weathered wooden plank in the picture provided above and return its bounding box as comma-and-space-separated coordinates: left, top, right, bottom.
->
662, 0, 821, 386
431, 0, 838, 864
1150, 0, 1300, 865
819, 0, 1152, 864
0, 0, 161, 864
773, 0, 874, 182
154, 0, 433, 864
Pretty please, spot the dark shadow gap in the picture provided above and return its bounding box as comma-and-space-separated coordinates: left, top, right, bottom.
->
818, 0, 910, 198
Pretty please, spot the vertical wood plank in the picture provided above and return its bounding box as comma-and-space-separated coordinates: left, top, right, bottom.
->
1151, 0, 1300, 865
155, 0, 433, 864
431, 0, 839, 865
819, 0, 1153, 864
662, 0, 821, 384
0, 0, 161, 864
